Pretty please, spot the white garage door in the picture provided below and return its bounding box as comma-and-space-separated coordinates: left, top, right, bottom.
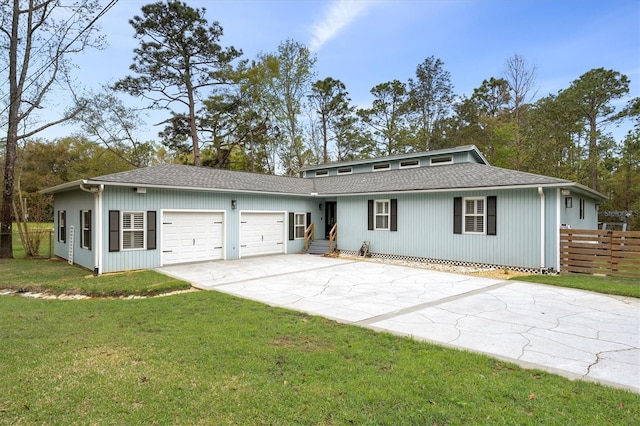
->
162, 211, 224, 265
240, 212, 285, 257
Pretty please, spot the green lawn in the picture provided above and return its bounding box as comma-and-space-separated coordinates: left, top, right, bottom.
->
513, 273, 640, 298
9, 222, 53, 258
0, 258, 191, 297
0, 260, 639, 424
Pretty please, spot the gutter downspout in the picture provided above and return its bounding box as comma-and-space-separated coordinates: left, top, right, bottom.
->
538, 187, 545, 272
80, 182, 104, 275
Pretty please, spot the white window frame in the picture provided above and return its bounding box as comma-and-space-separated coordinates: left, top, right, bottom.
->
81, 210, 91, 249
463, 197, 485, 234
58, 210, 66, 242
374, 199, 390, 230
122, 211, 146, 250
315, 170, 329, 177
337, 167, 352, 175
399, 159, 420, 169
294, 213, 306, 239
372, 163, 390, 172
430, 156, 453, 165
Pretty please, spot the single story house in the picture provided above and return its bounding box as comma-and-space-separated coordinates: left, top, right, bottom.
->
41, 145, 604, 275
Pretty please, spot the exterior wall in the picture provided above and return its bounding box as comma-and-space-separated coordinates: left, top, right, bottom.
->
336, 188, 549, 269
559, 190, 599, 230
53, 190, 95, 271
304, 150, 483, 177
99, 186, 320, 273
52, 183, 600, 274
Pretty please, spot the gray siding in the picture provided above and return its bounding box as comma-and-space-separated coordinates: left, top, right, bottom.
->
53, 191, 95, 271
304, 149, 483, 177
336, 188, 549, 269
100, 187, 320, 273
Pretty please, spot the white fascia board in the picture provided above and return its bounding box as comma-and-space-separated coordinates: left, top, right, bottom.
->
323, 182, 576, 197
39, 180, 84, 194
81, 180, 314, 197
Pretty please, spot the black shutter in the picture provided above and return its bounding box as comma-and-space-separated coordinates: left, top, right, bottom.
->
487, 196, 497, 236
79, 211, 83, 247
288, 212, 295, 240
367, 200, 374, 230
86, 210, 92, 250
109, 210, 120, 252
390, 199, 397, 231
453, 197, 462, 234
147, 211, 157, 250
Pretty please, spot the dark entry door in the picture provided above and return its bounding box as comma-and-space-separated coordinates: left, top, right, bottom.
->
325, 202, 336, 238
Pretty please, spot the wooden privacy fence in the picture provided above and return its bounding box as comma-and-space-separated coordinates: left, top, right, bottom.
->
560, 229, 640, 278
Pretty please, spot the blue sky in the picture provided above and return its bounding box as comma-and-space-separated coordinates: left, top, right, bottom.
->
50, 0, 639, 141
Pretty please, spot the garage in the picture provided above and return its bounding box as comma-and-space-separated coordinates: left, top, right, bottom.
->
240, 212, 286, 257
162, 211, 224, 265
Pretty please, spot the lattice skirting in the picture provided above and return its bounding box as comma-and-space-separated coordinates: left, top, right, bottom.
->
338, 250, 548, 275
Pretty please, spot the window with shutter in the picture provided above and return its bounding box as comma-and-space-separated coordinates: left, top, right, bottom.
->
464, 198, 485, 234
122, 211, 146, 250
374, 200, 390, 230
294, 213, 306, 239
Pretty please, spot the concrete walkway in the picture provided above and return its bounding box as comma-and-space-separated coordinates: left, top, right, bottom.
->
158, 254, 640, 393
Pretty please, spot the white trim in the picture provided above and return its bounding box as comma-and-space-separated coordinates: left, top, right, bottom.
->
374, 199, 391, 230
372, 163, 390, 172
121, 211, 146, 251
556, 188, 561, 272
337, 167, 352, 175
43, 177, 605, 201
314, 170, 329, 177
326, 182, 601, 198
430, 155, 453, 165
293, 212, 306, 239
538, 187, 545, 270
399, 160, 420, 169
80, 210, 91, 249
463, 197, 486, 234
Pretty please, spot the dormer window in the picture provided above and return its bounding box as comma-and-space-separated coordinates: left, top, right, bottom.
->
400, 160, 420, 169
430, 156, 453, 165
337, 167, 352, 175
372, 163, 390, 172
315, 170, 329, 177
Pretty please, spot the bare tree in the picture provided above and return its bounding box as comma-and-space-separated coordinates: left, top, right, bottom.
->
0, 0, 105, 258
503, 54, 537, 169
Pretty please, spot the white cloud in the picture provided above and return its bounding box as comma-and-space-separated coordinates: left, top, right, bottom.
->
308, 0, 372, 51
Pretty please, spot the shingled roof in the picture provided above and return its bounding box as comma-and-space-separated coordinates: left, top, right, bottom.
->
89, 164, 315, 195
42, 160, 603, 199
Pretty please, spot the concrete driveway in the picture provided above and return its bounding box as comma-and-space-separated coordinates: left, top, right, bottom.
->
158, 254, 640, 392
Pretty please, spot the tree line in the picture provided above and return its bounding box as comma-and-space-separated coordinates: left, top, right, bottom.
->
1, 0, 638, 258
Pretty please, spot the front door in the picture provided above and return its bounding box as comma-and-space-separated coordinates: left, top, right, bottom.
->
325, 202, 336, 238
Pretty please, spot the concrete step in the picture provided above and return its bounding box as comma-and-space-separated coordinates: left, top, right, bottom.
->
307, 240, 334, 255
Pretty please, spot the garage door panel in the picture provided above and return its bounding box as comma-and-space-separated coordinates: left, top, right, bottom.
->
240, 212, 285, 257
162, 212, 224, 265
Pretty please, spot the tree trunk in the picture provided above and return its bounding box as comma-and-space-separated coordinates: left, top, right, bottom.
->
188, 91, 200, 167
588, 113, 598, 191
0, 0, 20, 259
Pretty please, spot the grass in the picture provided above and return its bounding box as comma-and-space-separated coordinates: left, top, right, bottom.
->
8, 222, 54, 258
0, 258, 639, 424
512, 273, 640, 298
1, 290, 638, 425
0, 258, 191, 297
